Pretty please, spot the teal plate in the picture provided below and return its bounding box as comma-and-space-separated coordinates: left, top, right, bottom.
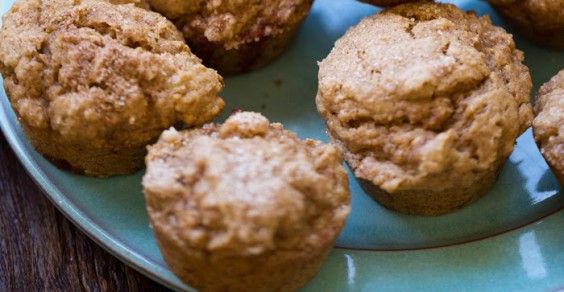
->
1, 0, 563, 291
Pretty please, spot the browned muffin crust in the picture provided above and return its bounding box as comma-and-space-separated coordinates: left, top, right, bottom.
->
316, 2, 533, 215
488, 0, 564, 48
0, 0, 224, 176
533, 70, 564, 185
143, 112, 350, 291
147, 0, 314, 74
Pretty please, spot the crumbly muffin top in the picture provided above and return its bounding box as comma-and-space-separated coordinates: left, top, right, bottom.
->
147, 0, 313, 49
316, 2, 532, 193
488, 0, 564, 30
143, 112, 350, 257
0, 0, 224, 149
533, 70, 564, 179
108, 0, 150, 9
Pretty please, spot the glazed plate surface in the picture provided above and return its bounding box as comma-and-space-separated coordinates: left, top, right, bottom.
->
0, 0, 563, 291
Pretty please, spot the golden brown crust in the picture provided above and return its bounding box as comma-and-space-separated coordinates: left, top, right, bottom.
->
143, 112, 350, 291
316, 2, 533, 215
147, 0, 314, 74
0, 0, 224, 176
533, 70, 564, 185
488, 0, 564, 48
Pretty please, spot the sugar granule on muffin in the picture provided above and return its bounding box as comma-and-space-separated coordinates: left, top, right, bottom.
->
0, 0, 224, 176
147, 0, 314, 74
533, 70, 564, 185
316, 2, 533, 215
143, 111, 350, 291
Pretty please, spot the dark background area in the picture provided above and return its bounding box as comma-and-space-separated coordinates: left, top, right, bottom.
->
0, 133, 169, 291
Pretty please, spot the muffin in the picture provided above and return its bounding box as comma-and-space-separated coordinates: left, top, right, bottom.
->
143, 112, 350, 291
147, 0, 314, 75
316, 2, 533, 216
488, 0, 564, 49
532, 70, 564, 185
0, 0, 224, 176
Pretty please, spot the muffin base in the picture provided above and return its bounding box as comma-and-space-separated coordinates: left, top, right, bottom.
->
187, 25, 300, 76
547, 163, 564, 186
357, 166, 504, 216
22, 124, 147, 177
154, 228, 334, 292
538, 151, 564, 186
533, 123, 564, 186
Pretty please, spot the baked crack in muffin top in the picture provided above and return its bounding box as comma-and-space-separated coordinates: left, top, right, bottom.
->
148, 0, 313, 50
143, 112, 350, 256
0, 0, 224, 150
316, 2, 533, 193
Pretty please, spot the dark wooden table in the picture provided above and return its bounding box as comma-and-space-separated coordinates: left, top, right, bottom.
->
0, 132, 169, 291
